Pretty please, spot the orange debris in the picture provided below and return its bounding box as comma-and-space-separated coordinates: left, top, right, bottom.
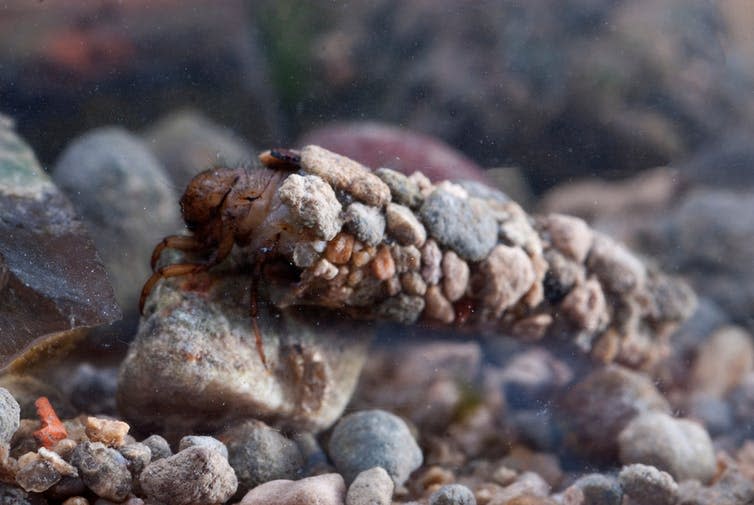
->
32, 397, 67, 449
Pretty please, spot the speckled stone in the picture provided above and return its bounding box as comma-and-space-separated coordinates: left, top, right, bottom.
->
441, 251, 469, 302
472, 245, 536, 320
343, 203, 386, 247
429, 484, 476, 505
178, 436, 228, 460
419, 188, 498, 261
542, 214, 593, 263
571, 474, 623, 505
141, 435, 171, 461
587, 233, 646, 294
140, 446, 237, 505
222, 419, 304, 495
386, 203, 427, 247
328, 410, 423, 486
375, 168, 422, 209
70, 442, 132, 502
619, 464, 678, 505
0, 388, 19, 444
346, 467, 394, 505
278, 173, 343, 241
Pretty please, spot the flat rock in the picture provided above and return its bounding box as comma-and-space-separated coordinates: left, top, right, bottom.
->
0, 116, 120, 369
118, 269, 370, 437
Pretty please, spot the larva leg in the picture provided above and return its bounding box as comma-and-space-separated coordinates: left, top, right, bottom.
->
150, 234, 207, 270
139, 233, 235, 313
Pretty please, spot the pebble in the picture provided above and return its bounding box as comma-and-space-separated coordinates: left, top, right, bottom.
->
278, 173, 343, 241
38, 447, 78, 477
15, 452, 62, 492
489, 472, 550, 504
222, 420, 304, 494
85, 417, 130, 448
617, 411, 716, 483
430, 484, 477, 505
586, 233, 646, 294
141, 435, 172, 461
441, 251, 469, 302
48, 476, 87, 500
51, 127, 180, 320
676, 467, 754, 505
376, 295, 426, 325
346, 467, 394, 505
690, 326, 754, 396
0, 388, 19, 444
375, 168, 423, 209
419, 188, 498, 261
618, 464, 678, 505
326, 233, 356, 265
559, 365, 670, 461
63, 497, 90, 505
472, 245, 536, 320
240, 473, 346, 505
344, 203, 386, 247
559, 277, 607, 334
424, 285, 455, 324
421, 239, 443, 285
401, 272, 427, 296
178, 435, 228, 460
386, 203, 427, 247
328, 409, 423, 486
301, 145, 391, 207
0, 484, 31, 505
571, 474, 623, 505
118, 443, 152, 477
542, 214, 593, 263
70, 441, 132, 502
140, 446, 237, 505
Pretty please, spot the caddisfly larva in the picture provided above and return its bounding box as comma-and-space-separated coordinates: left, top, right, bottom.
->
141, 145, 695, 369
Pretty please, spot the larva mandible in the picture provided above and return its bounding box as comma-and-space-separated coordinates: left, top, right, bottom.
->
140, 145, 695, 369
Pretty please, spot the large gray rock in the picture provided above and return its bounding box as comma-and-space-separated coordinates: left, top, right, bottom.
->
52, 127, 181, 322
118, 268, 371, 437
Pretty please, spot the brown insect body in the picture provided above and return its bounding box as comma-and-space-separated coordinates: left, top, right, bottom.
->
141, 145, 695, 370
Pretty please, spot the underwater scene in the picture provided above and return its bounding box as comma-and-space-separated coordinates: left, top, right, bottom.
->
2, 1, 754, 504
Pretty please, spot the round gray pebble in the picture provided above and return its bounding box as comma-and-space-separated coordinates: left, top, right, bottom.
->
619, 464, 678, 505
118, 443, 152, 477
178, 435, 228, 460
222, 419, 304, 494
70, 441, 132, 502
429, 484, 476, 505
141, 435, 172, 461
0, 387, 19, 444
419, 188, 497, 262
328, 409, 423, 486
346, 467, 394, 505
140, 446, 237, 505
573, 473, 623, 505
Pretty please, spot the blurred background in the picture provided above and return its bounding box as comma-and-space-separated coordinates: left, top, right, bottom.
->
3, 0, 754, 192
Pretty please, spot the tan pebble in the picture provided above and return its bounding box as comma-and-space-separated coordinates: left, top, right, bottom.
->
52, 438, 78, 459
38, 447, 78, 477
386, 203, 427, 247
475, 486, 494, 505
371, 246, 396, 281
351, 249, 373, 268
419, 466, 455, 489
425, 285, 455, 324
560, 277, 607, 333
441, 251, 469, 302
522, 254, 548, 308
386, 277, 402, 296
311, 258, 339, 280
300, 145, 391, 207
401, 272, 427, 296
472, 244, 536, 320
391, 244, 421, 273
510, 314, 553, 341
421, 239, 442, 285
325, 232, 355, 265
62, 498, 89, 505
493, 465, 518, 486
544, 213, 593, 263
277, 173, 343, 240
347, 269, 365, 287
85, 417, 130, 447
590, 329, 621, 363
409, 171, 433, 196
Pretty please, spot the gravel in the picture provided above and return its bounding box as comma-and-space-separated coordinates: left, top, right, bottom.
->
346, 467, 394, 505
70, 441, 132, 502
429, 484, 477, 505
0, 388, 19, 444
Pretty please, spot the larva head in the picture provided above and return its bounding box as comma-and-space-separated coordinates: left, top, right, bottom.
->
179, 167, 242, 234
